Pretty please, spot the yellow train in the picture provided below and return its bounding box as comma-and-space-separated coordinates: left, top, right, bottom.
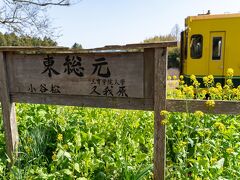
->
181, 13, 240, 85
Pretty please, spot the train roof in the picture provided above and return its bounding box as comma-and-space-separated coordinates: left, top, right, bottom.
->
186, 13, 240, 21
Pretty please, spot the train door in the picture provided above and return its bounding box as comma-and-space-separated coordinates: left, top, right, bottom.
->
208, 32, 225, 77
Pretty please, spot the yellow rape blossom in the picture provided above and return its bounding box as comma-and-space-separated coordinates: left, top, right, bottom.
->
52, 152, 57, 161
161, 119, 169, 125
226, 79, 233, 87
160, 110, 169, 116
190, 74, 196, 81
205, 100, 215, 108
203, 76, 209, 86
214, 122, 226, 131
57, 133, 63, 141
24, 146, 31, 154
208, 75, 214, 84
194, 111, 204, 118
193, 80, 200, 88
226, 148, 234, 154
63, 144, 69, 150
226, 68, 234, 77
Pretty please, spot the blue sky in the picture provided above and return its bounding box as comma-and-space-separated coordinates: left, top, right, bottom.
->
49, 0, 240, 48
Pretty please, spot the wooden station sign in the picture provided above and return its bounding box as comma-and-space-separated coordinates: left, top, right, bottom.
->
2, 42, 176, 110
9, 53, 144, 98
0, 42, 177, 180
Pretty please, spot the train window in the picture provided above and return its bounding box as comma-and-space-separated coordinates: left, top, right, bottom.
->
190, 35, 203, 59
212, 37, 222, 60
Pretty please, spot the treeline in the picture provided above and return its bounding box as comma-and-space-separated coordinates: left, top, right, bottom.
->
0, 32, 57, 46
144, 34, 177, 43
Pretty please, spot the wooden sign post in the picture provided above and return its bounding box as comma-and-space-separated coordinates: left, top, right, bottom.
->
0, 42, 176, 178
154, 47, 167, 180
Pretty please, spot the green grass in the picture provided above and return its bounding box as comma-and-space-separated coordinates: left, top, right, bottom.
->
0, 104, 239, 179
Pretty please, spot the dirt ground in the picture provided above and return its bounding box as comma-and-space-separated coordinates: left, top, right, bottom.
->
167, 68, 180, 89
167, 68, 180, 77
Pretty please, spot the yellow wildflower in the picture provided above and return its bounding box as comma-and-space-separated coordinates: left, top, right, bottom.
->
205, 100, 215, 108
216, 83, 223, 92
52, 152, 57, 161
176, 131, 181, 137
24, 146, 31, 154
210, 158, 217, 164
203, 76, 209, 86
160, 110, 169, 116
226, 68, 234, 77
179, 75, 184, 80
226, 147, 234, 154
161, 119, 169, 125
57, 133, 63, 141
179, 80, 185, 85
224, 85, 230, 89
63, 144, 69, 150
193, 80, 200, 87
27, 137, 33, 143
167, 76, 172, 80
216, 82, 222, 88
232, 88, 238, 95
208, 75, 214, 84
190, 74, 196, 81
214, 122, 226, 131
194, 111, 204, 118
201, 89, 207, 95
178, 141, 187, 148
173, 75, 177, 80
226, 79, 233, 86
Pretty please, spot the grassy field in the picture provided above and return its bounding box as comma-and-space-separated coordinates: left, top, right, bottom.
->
0, 103, 239, 179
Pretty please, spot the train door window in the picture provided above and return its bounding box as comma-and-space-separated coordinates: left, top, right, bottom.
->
190, 35, 203, 59
212, 37, 222, 60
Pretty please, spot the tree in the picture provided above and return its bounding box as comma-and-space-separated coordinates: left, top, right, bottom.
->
0, 32, 57, 46
143, 24, 181, 68
0, 0, 78, 36
170, 24, 181, 42
143, 34, 176, 43
72, 43, 83, 49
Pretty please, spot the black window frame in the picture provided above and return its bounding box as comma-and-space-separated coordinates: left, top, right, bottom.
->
212, 36, 222, 60
190, 34, 203, 59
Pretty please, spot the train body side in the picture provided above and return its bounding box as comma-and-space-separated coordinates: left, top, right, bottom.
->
181, 13, 240, 85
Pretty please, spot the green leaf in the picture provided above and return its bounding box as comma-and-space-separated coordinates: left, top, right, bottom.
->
64, 152, 72, 161
188, 138, 194, 147
213, 158, 224, 169
74, 163, 80, 173
63, 169, 72, 176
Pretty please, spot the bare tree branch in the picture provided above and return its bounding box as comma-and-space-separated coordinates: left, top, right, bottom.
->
12, 0, 70, 6
0, 0, 78, 37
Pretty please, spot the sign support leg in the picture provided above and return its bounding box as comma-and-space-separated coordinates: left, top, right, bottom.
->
0, 52, 18, 163
154, 47, 167, 180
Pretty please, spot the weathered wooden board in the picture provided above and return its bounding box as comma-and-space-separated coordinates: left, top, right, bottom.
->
166, 99, 240, 114
154, 48, 167, 180
6, 52, 145, 99
0, 52, 18, 162
11, 93, 153, 110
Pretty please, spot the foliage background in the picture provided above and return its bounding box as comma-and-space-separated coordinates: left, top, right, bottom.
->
0, 103, 239, 179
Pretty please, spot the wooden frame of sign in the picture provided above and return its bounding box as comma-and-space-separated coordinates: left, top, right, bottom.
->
0, 42, 177, 179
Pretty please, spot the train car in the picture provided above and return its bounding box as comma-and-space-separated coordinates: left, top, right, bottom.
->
181, 13, 240, 85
